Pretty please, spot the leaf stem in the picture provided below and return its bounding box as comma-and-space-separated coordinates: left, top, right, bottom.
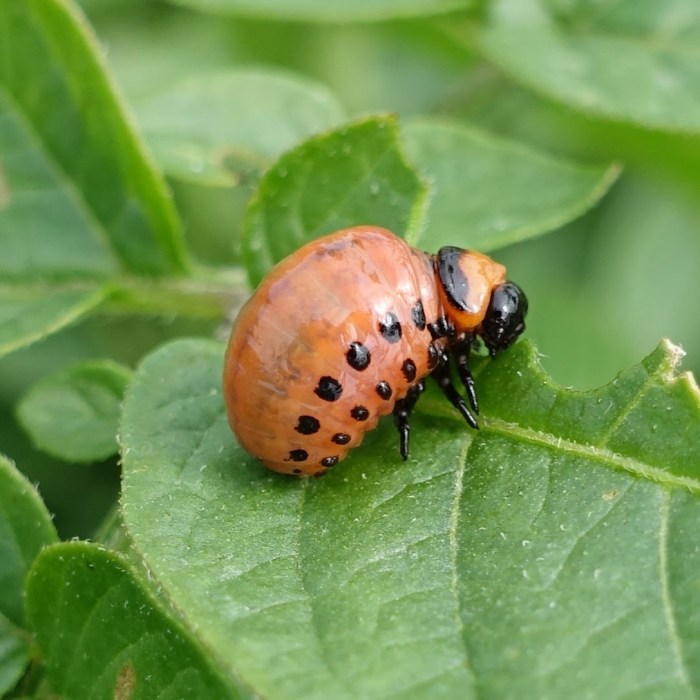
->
104, 268, 248, 320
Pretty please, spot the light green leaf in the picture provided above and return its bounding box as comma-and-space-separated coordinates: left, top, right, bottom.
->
121, 337, 700, 699
17, 360, 132, 463
169, 0, 473, 23
475, 0, 700, 132
0, 287, 107, 360
242, 115, 428, 287
0, 0, 188, 275
136, 69, 347, 186
0, 453, 58, 626
402, 118, 620, 250
25, 542, 244, 700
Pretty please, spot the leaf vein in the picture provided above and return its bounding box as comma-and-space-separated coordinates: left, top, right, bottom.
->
484, 420, 700, 494
448, 436, 477, 685
658, 490, 694, 694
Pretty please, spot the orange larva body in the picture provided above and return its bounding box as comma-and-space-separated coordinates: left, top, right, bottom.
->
224, 226, 525, 476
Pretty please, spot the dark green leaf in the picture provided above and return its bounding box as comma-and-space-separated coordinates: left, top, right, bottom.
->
402, 118, 620, 250
0, 613, 29, 698
136, 69, 346, 185
0, 454, 56, 696
242, 115, 429, 287
17, 360, 132, 463
25, 542, 244, 699
0, 453, 58, 627
121, 337, 700, 699
475, 0, 700, 132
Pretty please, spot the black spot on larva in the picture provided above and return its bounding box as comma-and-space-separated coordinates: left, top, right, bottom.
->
351, 405, 369, 421
287, 449, 308, 462
401, 358, 417, 382
321, 456, 339, 467
315, 376, 343, 402
411, 300, 426, 330
295, 415, 320, 435
293, 468, 303, 474
379, 312, 402, 344
427, 343, 439, 369
332, 433, 351, 445
346, 342, 371, 371
376, 381, 392, 400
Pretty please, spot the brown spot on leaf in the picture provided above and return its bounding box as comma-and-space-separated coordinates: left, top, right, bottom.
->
114, 663, 136, 700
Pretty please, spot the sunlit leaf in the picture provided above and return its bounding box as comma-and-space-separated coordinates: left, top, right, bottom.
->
121, 337, 700, 699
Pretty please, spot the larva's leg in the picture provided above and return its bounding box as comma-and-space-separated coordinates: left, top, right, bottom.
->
431, 350, 479, 430
392, 379, 426, 460
454, 342, 479, 414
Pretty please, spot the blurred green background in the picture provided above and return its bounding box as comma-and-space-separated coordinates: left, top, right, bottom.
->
2, 0, 698, 538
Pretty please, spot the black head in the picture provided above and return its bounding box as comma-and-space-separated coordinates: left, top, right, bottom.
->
480, 282, 528, 357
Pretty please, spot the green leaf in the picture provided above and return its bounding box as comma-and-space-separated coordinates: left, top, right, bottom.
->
242, 115, 429, 287
402, 118, 620, 250
170, 0, 473, 23
0, 612, 29, 697
0, 454, 56, 695
0, 0, 188, 275
475, 0, 700, 132
121, 337, 700, 699
0, 286, 107, 360
135, 69, 347, 186
0, 453, 58, 626
16, 360, 132, 463
25, 542, 243, 700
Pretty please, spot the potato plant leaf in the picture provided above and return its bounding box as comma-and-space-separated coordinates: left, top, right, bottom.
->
242, 115, 429, 288
0, 613, 29, 697
120, 337, 700, 699
402, 118, 620, 251
475, 0, 700, 133
0, 287, 108, 360
0, 0, 190, 356
241, 115, 619, 288
17, 360, 132, 463
25, 542, 245, 699
0, 454, 58, 626
135, 69, 346, 186
0, 454, 58, 695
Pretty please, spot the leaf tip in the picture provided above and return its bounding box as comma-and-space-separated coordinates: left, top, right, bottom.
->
647, 337, 690, 385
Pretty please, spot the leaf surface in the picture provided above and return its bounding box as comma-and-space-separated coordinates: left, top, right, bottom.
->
475, 0, 700, 132
135, 69, 346, 186
121, 337, 700, 699
0, 453, 59, 626
0, 0, 191, 356
242, 115, 428, 287
0, 454, 58, 694
0, 613, 29, 697
17, 360, 132, 463
0, 287, 107, 359
402, 118, 619, 250
25, 542, 244, 700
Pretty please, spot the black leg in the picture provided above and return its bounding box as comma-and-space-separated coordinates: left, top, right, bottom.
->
432, 351, 479, 430
393, 379, 426, 460
454, 343, 479, 414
